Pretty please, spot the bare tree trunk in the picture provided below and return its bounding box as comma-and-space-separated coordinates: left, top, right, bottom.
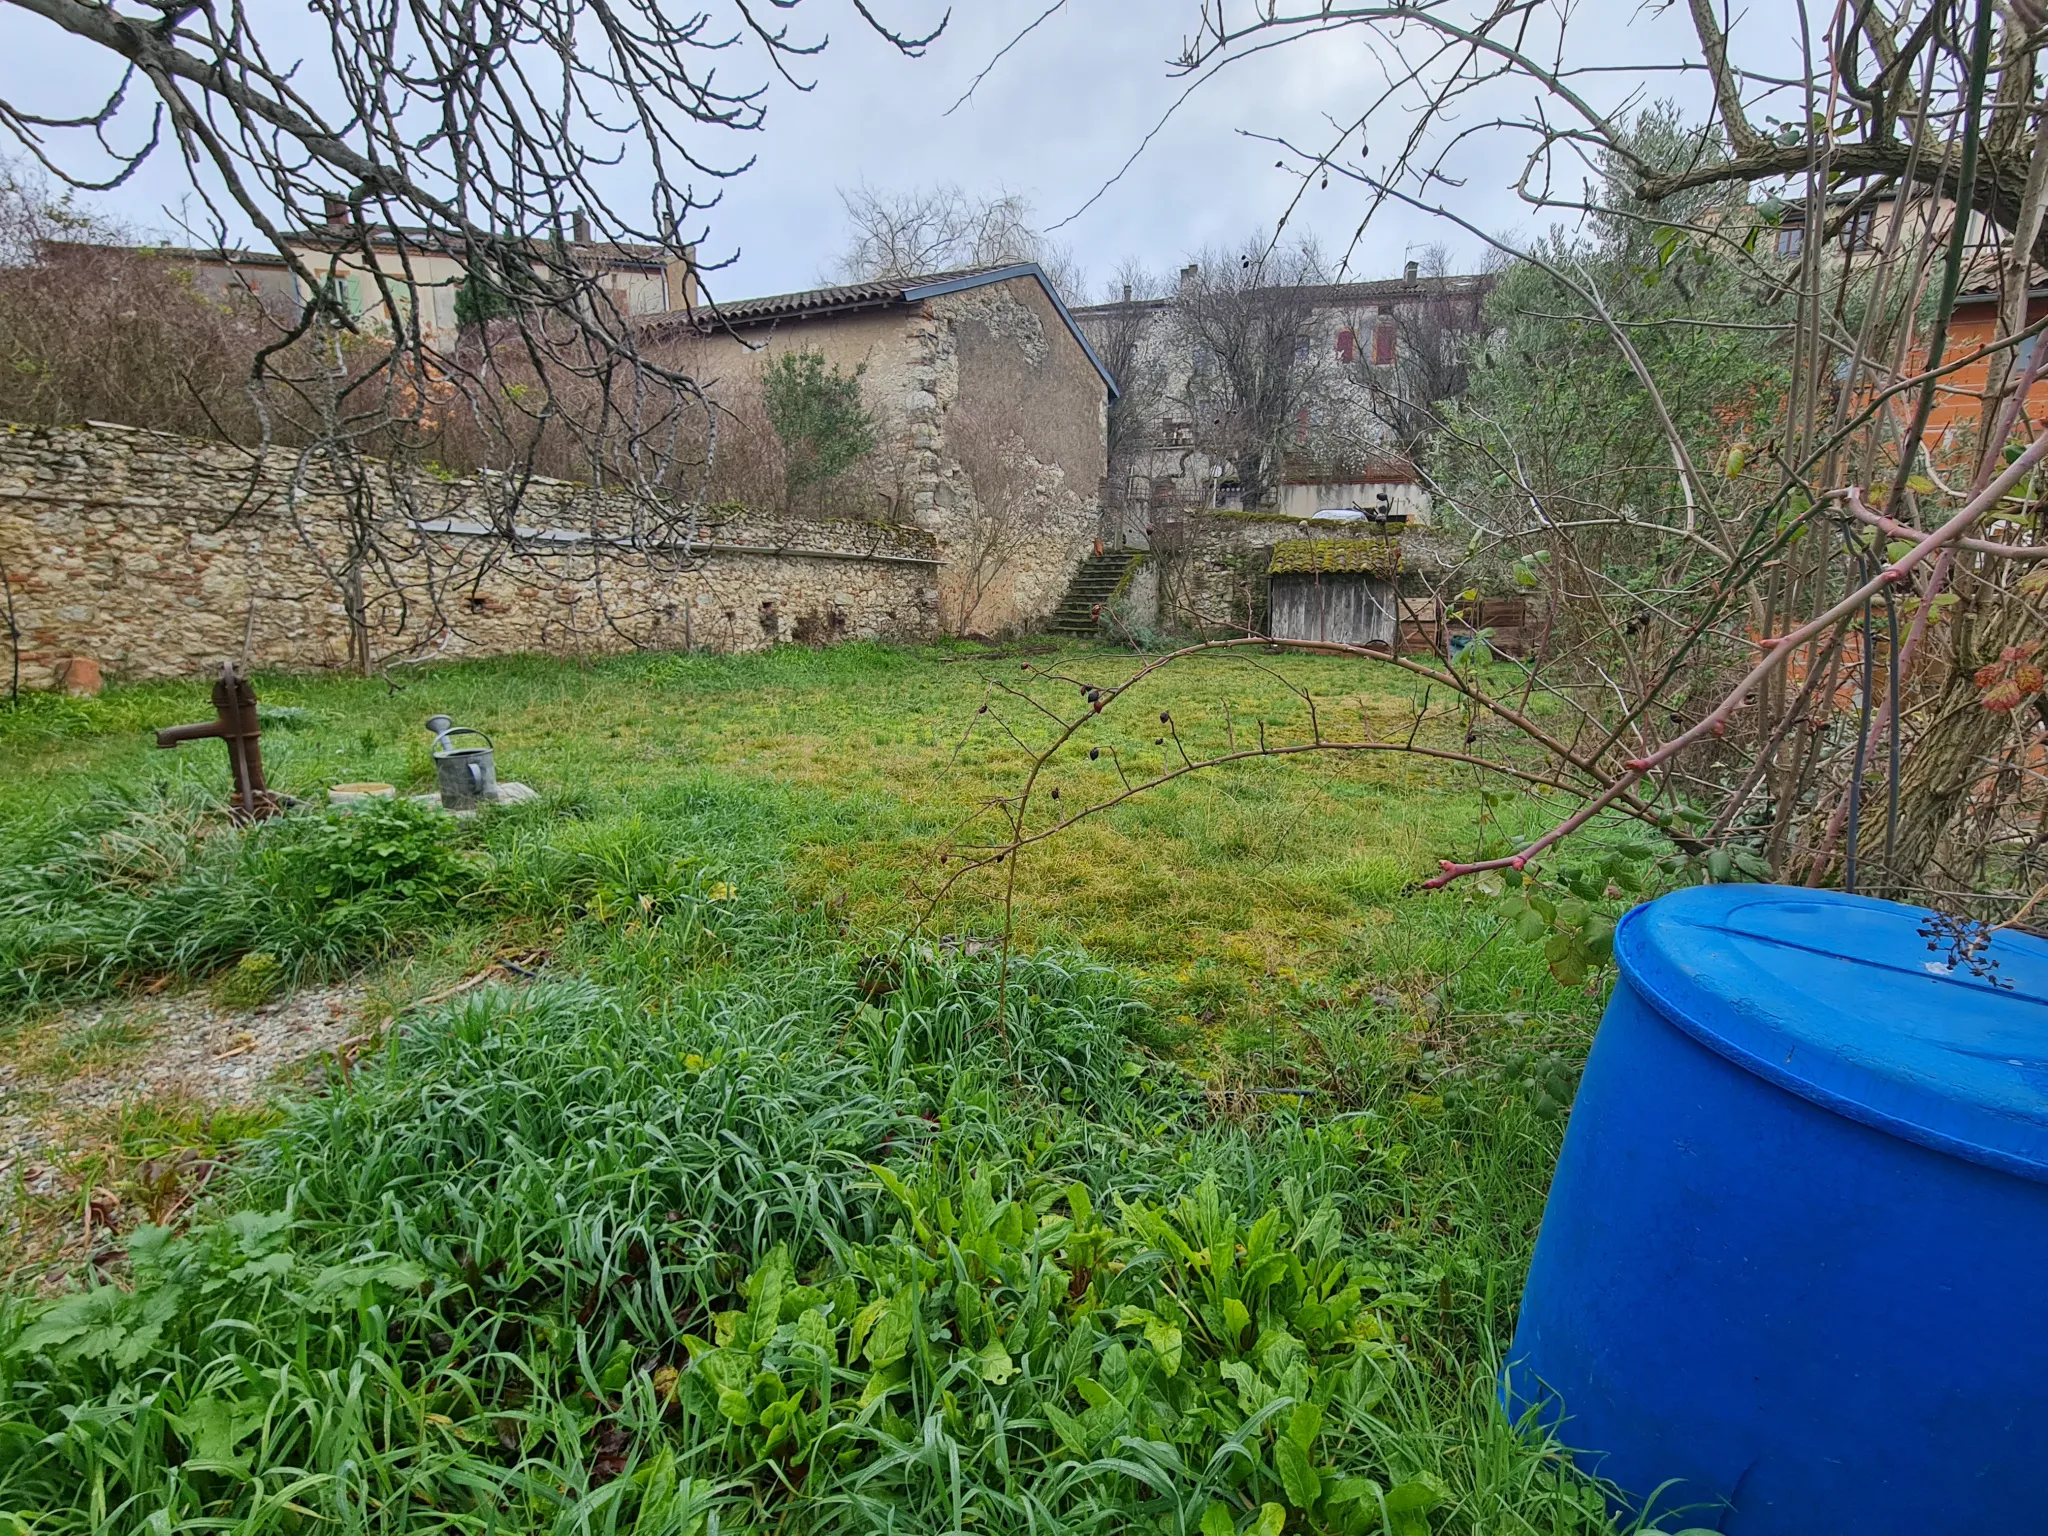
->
345, 562, 371, 677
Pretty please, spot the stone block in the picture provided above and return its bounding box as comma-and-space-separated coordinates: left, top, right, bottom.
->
53, 655, 103, 696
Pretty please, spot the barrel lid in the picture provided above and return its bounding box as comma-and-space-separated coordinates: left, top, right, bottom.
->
1615, 886, 2048, 1182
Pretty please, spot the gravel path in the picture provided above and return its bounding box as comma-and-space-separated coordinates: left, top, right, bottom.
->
0, 983, 365, 1193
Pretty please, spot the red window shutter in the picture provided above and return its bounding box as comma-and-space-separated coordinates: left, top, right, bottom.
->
1373, 318, 1397, 365
1335, 327, 1356, 362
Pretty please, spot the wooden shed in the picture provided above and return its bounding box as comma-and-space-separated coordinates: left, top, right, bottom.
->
1266, 537, 1400, 647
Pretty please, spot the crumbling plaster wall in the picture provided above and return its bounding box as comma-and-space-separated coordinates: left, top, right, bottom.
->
925, 277, 1106, 635
0, 420, 939, 689
666, 275, 1107, 637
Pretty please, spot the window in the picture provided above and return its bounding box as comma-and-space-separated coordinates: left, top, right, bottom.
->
1776, 224, 1805, 259
1372, 315, 1397, 365
310, 272, 363, 321
1841, 207, 1877, 250
1335, 327, 1357, 363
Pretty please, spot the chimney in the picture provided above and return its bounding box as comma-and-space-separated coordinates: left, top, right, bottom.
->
322, 195, 348, 229
664, 246, 699, 313
1122, 282, 1133, 304
1179, 262, 1199, 293
1403, 259, 1419, 282
572, 208, 591, 245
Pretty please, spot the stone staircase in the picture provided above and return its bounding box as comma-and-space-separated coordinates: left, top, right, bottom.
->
1048, 548, 1144, 635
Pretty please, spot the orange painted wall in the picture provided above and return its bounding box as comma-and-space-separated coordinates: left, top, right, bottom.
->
1909, 295, 2048, 452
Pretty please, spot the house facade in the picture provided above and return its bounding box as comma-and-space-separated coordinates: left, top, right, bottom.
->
279, 206, 698, 343
1073, 261, 1493, 639
82, 209, 702, 344
647, 263, 1117, 636
1768, 191, 2048, 456
1073, 262, 1491, 535
1915, 287, 2048, 442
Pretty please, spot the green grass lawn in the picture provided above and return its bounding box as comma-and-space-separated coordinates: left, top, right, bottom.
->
2, 640, 1590, 1035
0, 639, 1657, 1535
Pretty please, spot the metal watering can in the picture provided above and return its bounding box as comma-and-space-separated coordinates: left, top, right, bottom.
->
425, 714, 498, 809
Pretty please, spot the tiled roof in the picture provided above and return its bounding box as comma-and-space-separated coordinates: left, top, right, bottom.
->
1273, 274, 1492, 306
1268, 537, 1402, 579
41, 239, 291, 267
678, 263, 1027, 328
660, 262, 1120, 397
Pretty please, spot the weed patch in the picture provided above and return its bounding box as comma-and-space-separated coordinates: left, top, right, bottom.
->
1, 934, 1609, 1533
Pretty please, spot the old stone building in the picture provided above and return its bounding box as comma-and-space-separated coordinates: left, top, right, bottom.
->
281, 205, 699, 343
49, 210, 702, 346
1072, 261, 1494, 640
647, 262, 1117, 636
2, 257, 1119, 689
1074, 261, 1491, 529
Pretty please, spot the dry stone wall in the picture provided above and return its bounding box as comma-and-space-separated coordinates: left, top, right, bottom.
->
0, 420, 939, 689
1147, 509, 1468, 636
1152, 511, 1301, 633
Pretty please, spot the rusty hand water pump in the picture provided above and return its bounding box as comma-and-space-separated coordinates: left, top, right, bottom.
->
154, 661, 281, 821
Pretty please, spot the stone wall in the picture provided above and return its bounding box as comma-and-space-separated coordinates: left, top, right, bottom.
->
1152, 511, 1300, 633
1146, 506, 1472, 637
0, 420, 939, 689
928, 278, 1105, 636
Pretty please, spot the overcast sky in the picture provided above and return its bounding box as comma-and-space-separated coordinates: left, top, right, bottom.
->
1, 1, 1743, 304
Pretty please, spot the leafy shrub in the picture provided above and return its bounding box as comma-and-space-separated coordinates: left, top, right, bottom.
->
762, 348, 877, 499
0, 904, 1612, 1534
0, 792, 475, 1008
0, 1083, 1445, 1534
276, 797, 471, 908
679, 1168, 1442, 1535
1106, 593, 1171, 651
1497, 1049, 1580, 1121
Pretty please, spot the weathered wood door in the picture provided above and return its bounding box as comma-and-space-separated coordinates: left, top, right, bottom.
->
1267, 574, 1396, 646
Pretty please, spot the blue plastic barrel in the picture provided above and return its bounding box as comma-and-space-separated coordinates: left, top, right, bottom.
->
1505, 886, 2048, 1534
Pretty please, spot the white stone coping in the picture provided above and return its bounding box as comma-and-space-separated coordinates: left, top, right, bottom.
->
409, 517, 942, 567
